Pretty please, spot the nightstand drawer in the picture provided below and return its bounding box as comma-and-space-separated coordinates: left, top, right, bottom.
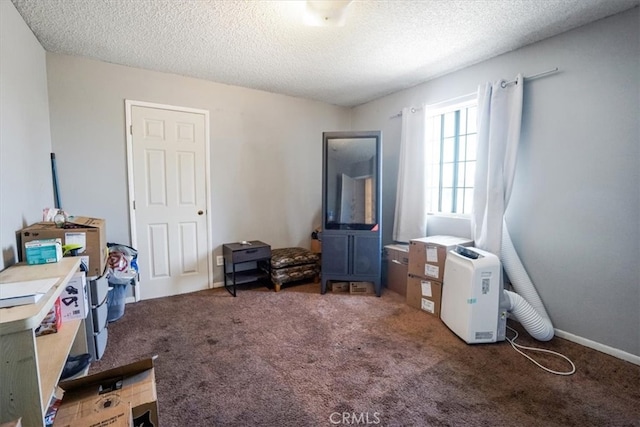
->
224, 241, 271, 263
233, 246, 270, 263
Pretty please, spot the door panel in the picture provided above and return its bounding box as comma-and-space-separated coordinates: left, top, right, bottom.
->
352, 234, 380, 276
179, 221, 198, 274
321, 233, 349, 276
177, 152, 196, 205
148, 223, 170, 278
131, 105, 210, 299
145, 150, 167, 205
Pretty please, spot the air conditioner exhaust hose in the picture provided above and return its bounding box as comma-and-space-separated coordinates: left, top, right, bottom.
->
501, 218, 554, 341
504, 290, 554, 341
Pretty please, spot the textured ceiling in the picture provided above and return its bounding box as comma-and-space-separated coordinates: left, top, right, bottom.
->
11, 0, 640, 107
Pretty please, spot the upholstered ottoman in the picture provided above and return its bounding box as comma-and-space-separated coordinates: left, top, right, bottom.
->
269, 247, 320, 292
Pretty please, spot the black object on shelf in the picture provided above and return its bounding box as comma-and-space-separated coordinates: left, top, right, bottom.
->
60, 353, 92, 380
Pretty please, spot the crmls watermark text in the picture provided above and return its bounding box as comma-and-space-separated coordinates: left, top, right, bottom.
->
329, 412, 382, 425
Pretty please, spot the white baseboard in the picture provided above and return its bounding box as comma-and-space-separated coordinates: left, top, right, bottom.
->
555, 329, 640, 366
211, 281, 224, 289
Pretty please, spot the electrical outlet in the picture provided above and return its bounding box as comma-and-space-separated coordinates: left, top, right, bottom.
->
216, 255, 224, 266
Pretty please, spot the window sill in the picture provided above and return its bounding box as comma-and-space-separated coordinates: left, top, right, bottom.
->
427, 212, 471, 220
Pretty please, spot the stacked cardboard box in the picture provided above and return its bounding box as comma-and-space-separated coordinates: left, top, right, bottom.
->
18, 217, 107, 277
383, 244, 409, 296
407, 235, 473, 317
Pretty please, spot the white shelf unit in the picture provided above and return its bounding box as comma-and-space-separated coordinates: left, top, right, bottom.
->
0, 258, 86, 427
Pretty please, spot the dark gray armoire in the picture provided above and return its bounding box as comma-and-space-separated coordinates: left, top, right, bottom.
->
321, 131, 382, 296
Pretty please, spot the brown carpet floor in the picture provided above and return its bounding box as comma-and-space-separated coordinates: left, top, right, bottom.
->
90, 282, 640, 427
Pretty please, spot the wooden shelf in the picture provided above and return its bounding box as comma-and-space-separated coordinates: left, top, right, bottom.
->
0, 259, 80, 334
0, 258, 85, 426
225, 269, 269, 285
37, 318, 82, 411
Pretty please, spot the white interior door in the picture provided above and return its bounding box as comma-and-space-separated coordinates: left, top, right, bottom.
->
129, 104, 210, 300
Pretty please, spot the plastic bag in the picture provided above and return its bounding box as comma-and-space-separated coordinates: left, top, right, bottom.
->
106, 243, 138, 285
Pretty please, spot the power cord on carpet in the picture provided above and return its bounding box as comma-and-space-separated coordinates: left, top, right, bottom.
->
506, 325, 576, 376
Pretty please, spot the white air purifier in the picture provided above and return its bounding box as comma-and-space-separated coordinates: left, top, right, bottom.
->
440, 246, 506, 344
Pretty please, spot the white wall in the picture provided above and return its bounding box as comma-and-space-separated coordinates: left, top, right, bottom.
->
45, 54, 350, 284
352, 8, 640, 358
0, 1, 54, 270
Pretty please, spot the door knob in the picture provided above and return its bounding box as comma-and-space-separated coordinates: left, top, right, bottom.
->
197, 210, 204, 215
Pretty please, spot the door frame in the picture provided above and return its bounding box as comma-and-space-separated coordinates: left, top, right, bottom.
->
124, 99, 213, 302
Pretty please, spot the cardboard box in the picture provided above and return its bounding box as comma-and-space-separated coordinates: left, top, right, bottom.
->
383, 244, 409, 296
35, 297, 62, 337
65, 404, 131, 427
54, 358, 158, 427
406, 275, 442, 317
25, 238, 62, 265
408, 235, 473, 281
330, 281, 350, 292
19, 217, 107, 277
310, 239, 322, 254
60, 272, 89, 323
349, 281, 376, 295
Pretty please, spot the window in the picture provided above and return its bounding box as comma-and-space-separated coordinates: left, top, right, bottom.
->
425, 97, 477, 214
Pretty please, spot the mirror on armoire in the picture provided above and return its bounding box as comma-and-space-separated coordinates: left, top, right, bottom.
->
323, 133, 380, 231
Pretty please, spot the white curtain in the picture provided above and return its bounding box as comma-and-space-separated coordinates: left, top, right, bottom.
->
472, 75, 524, 255
393, 107, 428, 242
